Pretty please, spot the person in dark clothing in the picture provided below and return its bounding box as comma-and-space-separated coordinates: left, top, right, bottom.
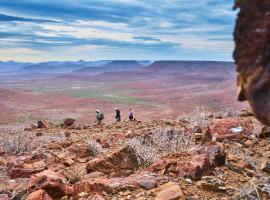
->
115, 108, 121, 122
96, 110, 104, 125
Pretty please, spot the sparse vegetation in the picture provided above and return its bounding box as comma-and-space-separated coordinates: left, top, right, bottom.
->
125, 128, 196, 167
0, 130, 35, 154
86, 138, 104, 157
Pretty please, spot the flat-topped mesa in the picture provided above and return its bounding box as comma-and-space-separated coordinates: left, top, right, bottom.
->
234, 0, 270, 125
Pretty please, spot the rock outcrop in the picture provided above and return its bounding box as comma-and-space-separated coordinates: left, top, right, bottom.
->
8, 154, 48, 179
27, 170, 74, 199
86, 146, 139, 176
234, 0, 270, 125
208, 117, 253, 141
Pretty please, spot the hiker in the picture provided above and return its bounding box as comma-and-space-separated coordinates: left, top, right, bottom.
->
95, 110, 104, 125
128, 108, 134, 121
115, 108, 121, 122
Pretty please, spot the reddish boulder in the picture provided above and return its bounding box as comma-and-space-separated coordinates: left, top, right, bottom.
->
209, 117, 253, 141
28, 170, 74, 199
74, 171, 167, 197
8, 154, 47, 179
26, 189, 53, 200
37, 121, 50, 129
86, 146, 138, 176
148, 153, 210, 180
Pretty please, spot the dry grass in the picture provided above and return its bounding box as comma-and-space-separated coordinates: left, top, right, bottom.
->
0, 130, 35, 154
125, 127, 196, 167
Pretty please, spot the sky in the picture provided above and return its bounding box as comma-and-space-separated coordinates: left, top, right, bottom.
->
0, 0, 237, 62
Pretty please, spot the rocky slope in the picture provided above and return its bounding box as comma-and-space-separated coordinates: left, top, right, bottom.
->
0, 110, 269, 199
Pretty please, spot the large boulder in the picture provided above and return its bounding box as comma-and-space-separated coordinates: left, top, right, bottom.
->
208, 117, 253, 141
8, 154, 48, 179
148, 152, 210, 180
74, 171, 167, 198
86, 146, 138, 176
27, 170, 74, 199
234, 0, 270, 125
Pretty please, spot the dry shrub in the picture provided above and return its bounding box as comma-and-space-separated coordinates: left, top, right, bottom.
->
86, 138, 104, 157
0, 127, 67, 154
0, 130, 35, 154
125, 128, 196, 167
194, 107, 212, 134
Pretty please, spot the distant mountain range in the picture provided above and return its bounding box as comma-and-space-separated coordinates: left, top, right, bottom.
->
73, 60, 146, 75
0, 60, 235, 77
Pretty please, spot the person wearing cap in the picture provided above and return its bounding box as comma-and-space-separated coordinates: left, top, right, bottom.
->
115, 108, 121, 122
95, 110, 104, 125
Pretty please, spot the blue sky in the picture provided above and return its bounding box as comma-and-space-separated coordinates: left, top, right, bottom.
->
0, 0, 236, 62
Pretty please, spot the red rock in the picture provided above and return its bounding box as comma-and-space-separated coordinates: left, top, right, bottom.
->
44, 140, 73, 150
37, 121, 49, 129
197, 145, 226, 167
86, 146, 138, 176
28, 170, 74, 199
63, 118, 75, 127
8, 154, 47, 179
68, 143, 90, 158
153, 182, 184, 200
209, 117, 253, 141
74, 171, 167, 197
148, 153, 210, 180
26, 189, 53, 200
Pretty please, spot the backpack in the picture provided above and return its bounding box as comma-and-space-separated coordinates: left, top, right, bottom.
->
98, 112, 104, 120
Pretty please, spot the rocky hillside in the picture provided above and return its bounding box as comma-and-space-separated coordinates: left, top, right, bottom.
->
0, 110, 269, 199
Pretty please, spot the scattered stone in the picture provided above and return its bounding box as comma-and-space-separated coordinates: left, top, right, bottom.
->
197, 145, 226, 167
0, 148, 5, 156
64, 131, 71, 138
37, 121, 50, 129
243, 140, 253, 148
153, 182, 184, 200
26, 189, 53, 200
36, 132, 43, 137
63, 118, 75, 127
197, 176, 225, 192
86, 146, 138, 176
259, 126, 270, 138
194, 133, 203, 141
261, 160, 270, 173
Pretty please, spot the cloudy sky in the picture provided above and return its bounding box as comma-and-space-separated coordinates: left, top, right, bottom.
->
0, 0, 236, 62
